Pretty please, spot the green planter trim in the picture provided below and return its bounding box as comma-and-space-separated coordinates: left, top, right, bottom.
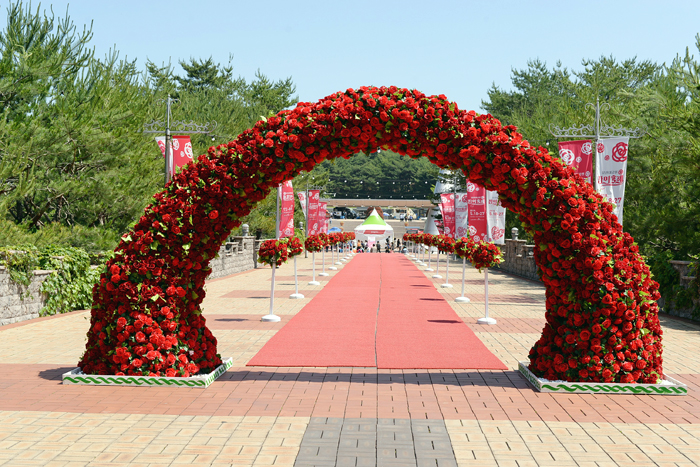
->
518, 361, 687, 396
62, 358, 233, 388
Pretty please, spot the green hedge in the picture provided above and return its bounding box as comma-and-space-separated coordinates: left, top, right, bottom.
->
0, 245, 109, 316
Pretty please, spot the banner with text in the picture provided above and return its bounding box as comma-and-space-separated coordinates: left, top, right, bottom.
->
307, 190, 320, 235
558, 139, 593, 184
466, 181, 488, 242
595, 137, 629, 225
454, 193, 470, 239
486, 190, 506, 244
277, 181, 295, 238
439, 193, 456, 238
155, 135, 194, 176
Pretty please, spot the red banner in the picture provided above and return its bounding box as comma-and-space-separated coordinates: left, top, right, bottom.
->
466, 181, 488, 242
307, 190, 320, 235
155, 136, 194, 176
277, 181, 294, 238
558, 139, 593, 184
439, 193, 456, 238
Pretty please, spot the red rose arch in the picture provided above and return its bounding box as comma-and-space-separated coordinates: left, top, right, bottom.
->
80, 86, 663, 384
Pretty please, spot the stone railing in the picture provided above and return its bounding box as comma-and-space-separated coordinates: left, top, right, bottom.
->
0, 266, 54, 326
208, 236, 260, 279
494, 230, 540, 281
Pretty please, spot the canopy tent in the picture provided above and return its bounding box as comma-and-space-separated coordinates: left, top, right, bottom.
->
354, 209, 394, 241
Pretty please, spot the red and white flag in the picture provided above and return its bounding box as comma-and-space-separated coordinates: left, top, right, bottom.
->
439, 193, 456, 238
466, 181, 488, 242
297, 192, 307, 219
595, 137, 629, 225
318, 202, 328, 233
307, 190, 320, 235
558, 140, 593, 184
277, 181, 295, 238
155, 135, 194, 176
454, 193, 470, 239
486, 190, 506, 244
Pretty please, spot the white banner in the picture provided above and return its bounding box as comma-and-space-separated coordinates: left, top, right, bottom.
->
486, 190, 506, 244
595, 137, 629, 225
454, 193, 469, 239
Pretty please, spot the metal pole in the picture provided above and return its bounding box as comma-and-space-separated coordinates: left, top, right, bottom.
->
455, 256, 469, 302
164, 95, 172, 185
262, 262, 281, 322
275, 185, 280, 239
477, 269, 496, 325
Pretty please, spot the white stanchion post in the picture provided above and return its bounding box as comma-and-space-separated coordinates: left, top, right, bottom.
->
290, 256, 304, 299
309, 251, 320, 285
334, 243, 342, 265
425, 248, 434, 271
432, 250, 442, 279
455, 256, 470, 302
441, 253, 452, 288
477, 268, 496, 325
329, 244, 337, 270
262, 262, 281, 322
319, 248, 329, 276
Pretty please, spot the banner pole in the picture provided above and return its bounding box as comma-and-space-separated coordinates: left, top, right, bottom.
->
455, 256, 469, 302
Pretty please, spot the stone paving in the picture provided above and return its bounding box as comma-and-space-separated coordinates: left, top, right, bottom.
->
0, 251, 699, 466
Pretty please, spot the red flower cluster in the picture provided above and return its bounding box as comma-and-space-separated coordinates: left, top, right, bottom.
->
468, 240, 504, 272
327, 232, 343, 245
304, 235, 325, 252
453, 237, 475, 260
257, 239, 290, 267
434, 234, 456, 253
287, 236, 304, 257
82, 85, 663, 384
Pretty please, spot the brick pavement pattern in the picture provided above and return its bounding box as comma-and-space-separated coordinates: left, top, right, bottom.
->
1, 252, 699, 466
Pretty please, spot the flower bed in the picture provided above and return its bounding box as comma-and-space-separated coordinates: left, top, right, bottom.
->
79, 85, 664, 385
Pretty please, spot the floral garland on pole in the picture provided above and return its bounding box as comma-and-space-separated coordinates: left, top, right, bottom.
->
287, 236, 304, 257
469, 241, 504, 272
80, 85, 663, 384
257, 239, 290, 267
453, 237, 475, 260
304, 234, 324, 252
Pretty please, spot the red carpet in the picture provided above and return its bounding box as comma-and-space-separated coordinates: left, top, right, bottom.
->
247, 254, 507, 369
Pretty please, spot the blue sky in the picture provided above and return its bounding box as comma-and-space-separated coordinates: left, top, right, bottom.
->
4, 0, 700, 112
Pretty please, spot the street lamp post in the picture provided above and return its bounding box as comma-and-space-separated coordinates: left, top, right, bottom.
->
144, 94, 217, 186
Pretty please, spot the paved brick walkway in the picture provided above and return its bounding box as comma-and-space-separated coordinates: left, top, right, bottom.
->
1, 252, 699, 466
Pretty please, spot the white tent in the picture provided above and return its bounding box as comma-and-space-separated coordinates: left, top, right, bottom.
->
354, 209, 394, 241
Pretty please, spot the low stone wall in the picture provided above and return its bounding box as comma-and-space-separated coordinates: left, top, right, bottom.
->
208, 236, 260, 279
1, 236, 261, 326
0, 266, 54, 326
660, 260, 699, 321
495, 238, 540, 282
